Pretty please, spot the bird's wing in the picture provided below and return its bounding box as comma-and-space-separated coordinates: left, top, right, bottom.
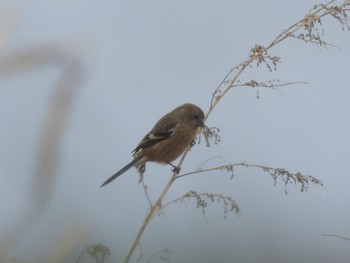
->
132, 113, 177, 153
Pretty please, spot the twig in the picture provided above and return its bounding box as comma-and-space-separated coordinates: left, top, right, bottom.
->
207, 0, 348, 120
176, 164, 233, 179
177, 161, 323, 193
140, 173, 153, 208
123, 147, 192, 263
323, 233, 350, 241
160, 191, 240, 218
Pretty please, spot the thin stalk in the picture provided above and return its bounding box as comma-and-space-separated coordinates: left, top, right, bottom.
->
123, 149, 190, 263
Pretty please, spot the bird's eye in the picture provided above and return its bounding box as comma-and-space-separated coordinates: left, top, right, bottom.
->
193, 115, 199, 120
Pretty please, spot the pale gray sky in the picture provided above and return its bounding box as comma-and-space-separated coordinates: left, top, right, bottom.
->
0, 0, 350, 262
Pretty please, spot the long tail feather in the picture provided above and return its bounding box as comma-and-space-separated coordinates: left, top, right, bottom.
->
100, 156, 144, 187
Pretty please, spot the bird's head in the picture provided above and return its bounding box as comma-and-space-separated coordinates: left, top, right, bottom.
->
179, 103, 205, 129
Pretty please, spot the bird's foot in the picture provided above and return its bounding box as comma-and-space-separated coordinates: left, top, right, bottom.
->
172, 166, 181, 174
167, 162, 181, 174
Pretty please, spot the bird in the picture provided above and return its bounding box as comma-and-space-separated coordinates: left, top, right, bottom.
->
100, 103, 205, 187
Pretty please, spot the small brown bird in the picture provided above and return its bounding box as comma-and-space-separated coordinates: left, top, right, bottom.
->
100, 103, 205, 187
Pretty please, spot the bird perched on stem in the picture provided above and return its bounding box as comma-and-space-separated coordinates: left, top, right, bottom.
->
100, 103, 205, 187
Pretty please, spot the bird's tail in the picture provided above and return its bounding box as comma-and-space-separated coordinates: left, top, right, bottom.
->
100, 156, 144, 187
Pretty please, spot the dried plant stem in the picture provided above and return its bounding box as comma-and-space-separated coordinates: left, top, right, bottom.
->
208, 0, 342, 119
124, 174, 175, 263
124, 149, 190, 263
176, 164, 233, 179
322, 233, 350, 241
140, 177, 153, 208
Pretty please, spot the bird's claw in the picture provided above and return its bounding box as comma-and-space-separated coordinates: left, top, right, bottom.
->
171, 166, 181, 174
167, 162, 181, 174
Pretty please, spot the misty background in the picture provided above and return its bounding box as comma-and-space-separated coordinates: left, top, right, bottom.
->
0, 0, 349, 262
